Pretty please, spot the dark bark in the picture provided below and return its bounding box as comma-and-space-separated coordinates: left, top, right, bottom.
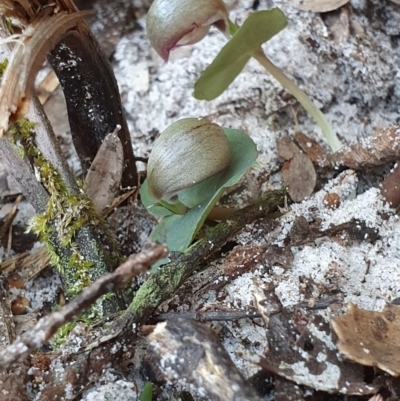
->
48, 26, 137, 187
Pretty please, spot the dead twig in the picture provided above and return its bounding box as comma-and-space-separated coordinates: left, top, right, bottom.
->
0, 10, 91, 136
324, 125, 400, 169
0, 243, 167, 370
151, 309, 263, 323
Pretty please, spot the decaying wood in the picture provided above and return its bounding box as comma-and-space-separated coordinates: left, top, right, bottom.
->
0, 278, 16, 347
0, 10, 91, 136
0, 137, 49, 212
148, 318, 260, 401
0, 243, 167, 371
325, 125, 400, 169
47, 17, 138, 187
15, 190, 284, 399
0, 16, 125, 314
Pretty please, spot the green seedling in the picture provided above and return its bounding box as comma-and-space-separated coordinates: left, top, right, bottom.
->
146, 0, 341, 151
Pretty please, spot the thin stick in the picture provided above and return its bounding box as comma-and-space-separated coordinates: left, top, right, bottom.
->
0, 243, 167, 370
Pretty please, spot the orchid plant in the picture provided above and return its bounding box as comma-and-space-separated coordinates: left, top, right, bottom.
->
146, 0, 341, 151
140, 118, 258, 252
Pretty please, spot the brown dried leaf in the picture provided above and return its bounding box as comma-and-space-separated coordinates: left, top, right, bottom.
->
381, 163, 400, 208
331, 303, 400, 376
282, 154, 317, 202
264, 245, 294, 269
294, 132, 326, 163
6, 273, 25, 289
277, 138, 317, 202
292, 0, 350, 13
85, 130, 124, 213
289, 215, 313, 243
276, 137, 299, 160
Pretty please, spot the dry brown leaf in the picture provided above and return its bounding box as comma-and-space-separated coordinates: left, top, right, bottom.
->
277, 138, 317, 202
6, 273, 25, 289
85, 129, 124, 213
325, 125, 400, 169
381, 163, 400, 208
260, 309, 379, 395
223, 245, 264, 277
292, 0, 350, 13
282, 153, 317, 202
276, 137, 299, 160
294, 132, 326, 163
331, 303, 400, 376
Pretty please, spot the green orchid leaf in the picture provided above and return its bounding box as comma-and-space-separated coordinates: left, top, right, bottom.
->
194, 9, 287, 101
140, 180, 173, 218
150, 128, 258, 252
140, 382, 153, 401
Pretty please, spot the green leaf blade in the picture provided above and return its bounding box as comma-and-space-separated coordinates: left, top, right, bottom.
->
140, 382, 153, 401
194, 8, 288, 101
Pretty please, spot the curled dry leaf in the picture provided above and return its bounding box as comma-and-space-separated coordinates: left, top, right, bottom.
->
291, 0, 350, 13
331, 303, 400, 376
0, 10, 90, 136
11, 295, 30, 315
85, 128, 124, 213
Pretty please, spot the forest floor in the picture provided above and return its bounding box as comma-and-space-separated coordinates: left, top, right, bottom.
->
1, 0, 400, 400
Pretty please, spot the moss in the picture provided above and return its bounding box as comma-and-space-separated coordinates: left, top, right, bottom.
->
0, 55, 121, 316
10, 117, 119, 301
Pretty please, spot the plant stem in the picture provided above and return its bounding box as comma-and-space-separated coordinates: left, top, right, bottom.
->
252, 48, 342, 152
